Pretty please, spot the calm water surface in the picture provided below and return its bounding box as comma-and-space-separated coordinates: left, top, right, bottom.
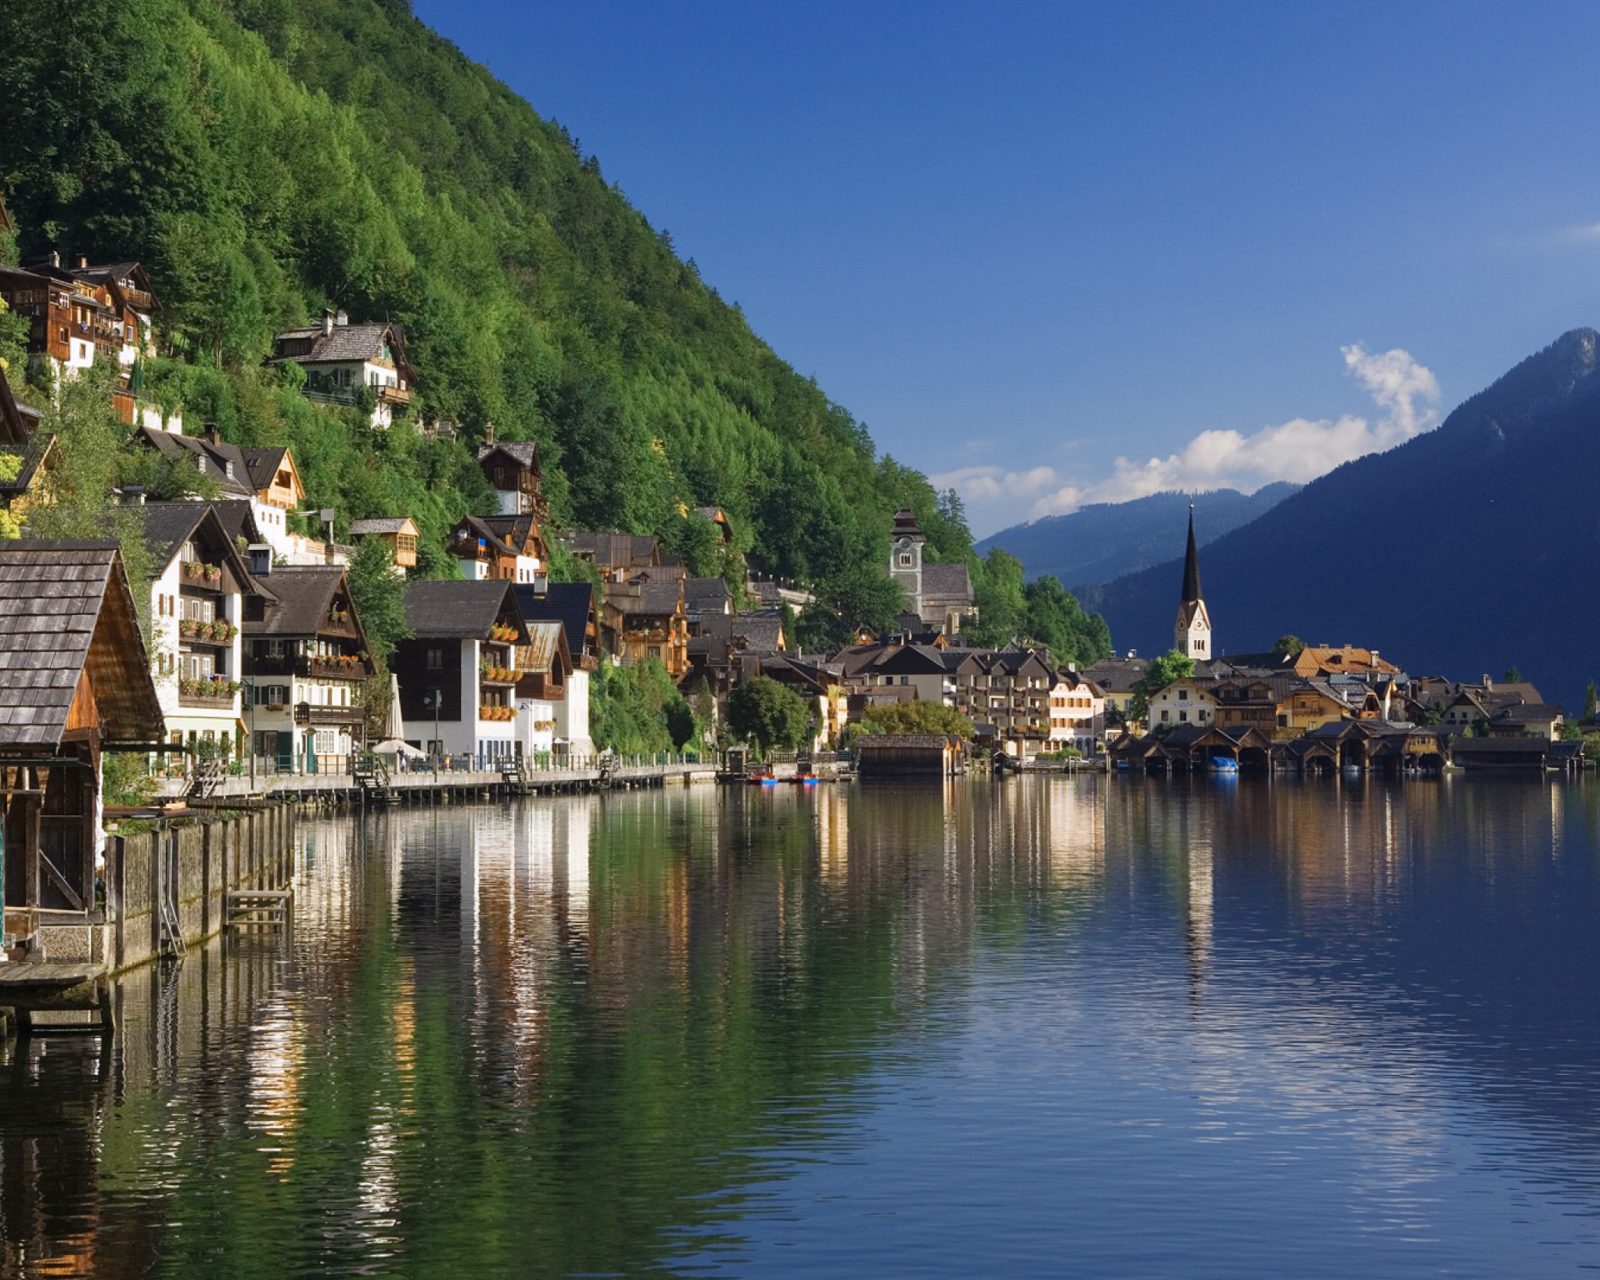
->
4, 776, 1600, 1277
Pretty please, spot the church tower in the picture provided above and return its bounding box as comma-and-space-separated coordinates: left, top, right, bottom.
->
889, 507, 925, 620
1174, 505, 1212, 660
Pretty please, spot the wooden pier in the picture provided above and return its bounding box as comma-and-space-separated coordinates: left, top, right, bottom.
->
0, 963, 115, 1037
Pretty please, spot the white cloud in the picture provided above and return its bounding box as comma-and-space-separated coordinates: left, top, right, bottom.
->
1020, 344, 1439, 519
927, 464, 1058, 503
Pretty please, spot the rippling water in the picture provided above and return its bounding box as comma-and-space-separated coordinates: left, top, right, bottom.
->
3, 775, 1599, 1277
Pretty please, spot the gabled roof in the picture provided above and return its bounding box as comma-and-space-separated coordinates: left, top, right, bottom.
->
134, 427, 256, 499
478, 441, 540, 474
520, 620, 569, 677
570, 530, 658, 569
1490, 702, 1564, 723
206, 500, 263, 547
684, 576, 732, 612
514, 583, 597, 663
0, 372, 42, 448
138, 501, 254, 584
239, 446, 298, 496
613, 582, 683, 618
244, 566, 355, 639
478, 513, 544, 557
733, 615, 785, 652
0, 540, 162, 748
350, 516, 418, 537
403, 578, 524, 642
270, 319, 409, 370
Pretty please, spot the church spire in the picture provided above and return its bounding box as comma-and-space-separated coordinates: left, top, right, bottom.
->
1181, 504, 1202, 603
1174, 503, 1211, 660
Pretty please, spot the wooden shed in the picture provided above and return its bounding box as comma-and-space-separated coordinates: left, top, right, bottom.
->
855, 733, 965, 777
0, 541, 163, 949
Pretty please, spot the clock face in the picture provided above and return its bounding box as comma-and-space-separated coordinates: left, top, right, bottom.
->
896, 538, 912, 552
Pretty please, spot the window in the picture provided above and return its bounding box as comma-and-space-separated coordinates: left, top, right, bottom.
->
1179, 711, 1188, 722
897, 554, 913, 567
426, 648, 443, 670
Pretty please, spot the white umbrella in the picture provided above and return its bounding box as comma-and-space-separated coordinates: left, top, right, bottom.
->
383, 673, 404, 740
371, 738, 412, 756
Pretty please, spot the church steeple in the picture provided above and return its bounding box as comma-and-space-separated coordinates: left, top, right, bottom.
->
1174, 504, 1212, 660
1181, 506, 1202, 604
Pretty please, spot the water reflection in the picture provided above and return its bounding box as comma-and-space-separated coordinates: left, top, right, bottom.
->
0, 777, 1595, 1276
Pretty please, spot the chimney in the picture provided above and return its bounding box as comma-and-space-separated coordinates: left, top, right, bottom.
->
1127, 649, 1137, 660
322, 308, 335, 337
77, 255, 87, 270
1370, 650, 1379, 665
120, 485, 146, 506
484, 421, 496, 445
202, 421, 221, 446
248, 544, 273, 577
1482, 674, 1493, 690
48, 250, 60, 269
335, 308, 348, 327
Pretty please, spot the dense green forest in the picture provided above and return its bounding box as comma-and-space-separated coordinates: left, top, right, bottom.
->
0, 0, 1110, 665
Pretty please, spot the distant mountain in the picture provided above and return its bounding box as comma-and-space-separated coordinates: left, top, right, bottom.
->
1076, 329, 1600, 706
976, 484, 1300, 587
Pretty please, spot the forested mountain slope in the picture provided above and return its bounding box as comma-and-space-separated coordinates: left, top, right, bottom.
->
0, 0, 1113, 660
1078, 330, 1600, 704
977, 483, 1299, 589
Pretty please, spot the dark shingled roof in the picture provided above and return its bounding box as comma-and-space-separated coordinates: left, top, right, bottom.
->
404, 578, 524, 641
616, 582, 683, 617
270, 320, 408, 368
570, 530, 658, 569
138, 501, 253, 583
514, 583, 595, 662
0, 540, 162, 747
733, 616, 785, 652
479, 441, 540, 472
134, 427, 256, 499
684, 577, 731, 612
920, 561, 974, 608
239, 446, 289, 492
244, 566, 348, 638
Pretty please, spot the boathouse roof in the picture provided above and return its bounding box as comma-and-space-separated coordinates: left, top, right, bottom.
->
0, 540, 162, 748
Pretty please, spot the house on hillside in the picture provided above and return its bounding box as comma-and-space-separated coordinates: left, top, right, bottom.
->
569, 531, 661, 582
394, 579, 528, 765
738, 653, 848, 749
142, 503, 256, 762
1289, 646, 1401, 681
242, 562, 375, 775
477, 438, 548, 517
0, 541, 163, 953
1276, 679, 1357, 736
132, 425, 322, 563
600, 579, 689, 677
0, 254, 160, 416
695, 505, 735, 545
269, 311, 414, 428
515, 582, 599, 756
349, 517, 420, 571
450, 513, 546, 585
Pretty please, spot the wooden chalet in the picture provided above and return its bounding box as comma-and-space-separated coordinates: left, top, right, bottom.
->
450, 513, 546, 585
600, 579, 690, 678
477, 438, 548, 518
0, 542, 163, 948
268, 311, 414, 427
350, 516, 420, 570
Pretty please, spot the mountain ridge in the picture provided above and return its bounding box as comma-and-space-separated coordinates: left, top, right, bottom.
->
1078, 328, 1600, 704
977, 483, 1300, 588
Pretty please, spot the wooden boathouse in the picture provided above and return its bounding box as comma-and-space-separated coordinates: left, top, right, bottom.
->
0, 540, 165, 1028
856, 734, 965, 777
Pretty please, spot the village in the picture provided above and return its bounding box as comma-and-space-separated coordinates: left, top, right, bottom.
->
0, 229, 1588, 984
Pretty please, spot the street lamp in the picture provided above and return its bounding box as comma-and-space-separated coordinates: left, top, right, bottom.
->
425, 689, 440, 777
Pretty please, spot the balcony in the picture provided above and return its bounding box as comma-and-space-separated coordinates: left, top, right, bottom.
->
180, 562, 225, 590
293, 703, 365, 727
179, 619, 237, 646
178, 693, 237, 711
377, 384, 410, 406
480, 665, 522, 686
304, 655, 369, 680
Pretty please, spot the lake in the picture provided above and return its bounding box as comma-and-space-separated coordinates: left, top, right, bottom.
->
4, 775, 1599, 1277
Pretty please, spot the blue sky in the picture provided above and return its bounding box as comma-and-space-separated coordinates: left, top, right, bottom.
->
413, 0, 1600, 536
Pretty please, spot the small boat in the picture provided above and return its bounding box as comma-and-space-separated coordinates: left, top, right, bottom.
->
1207, 756, 1239, 773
